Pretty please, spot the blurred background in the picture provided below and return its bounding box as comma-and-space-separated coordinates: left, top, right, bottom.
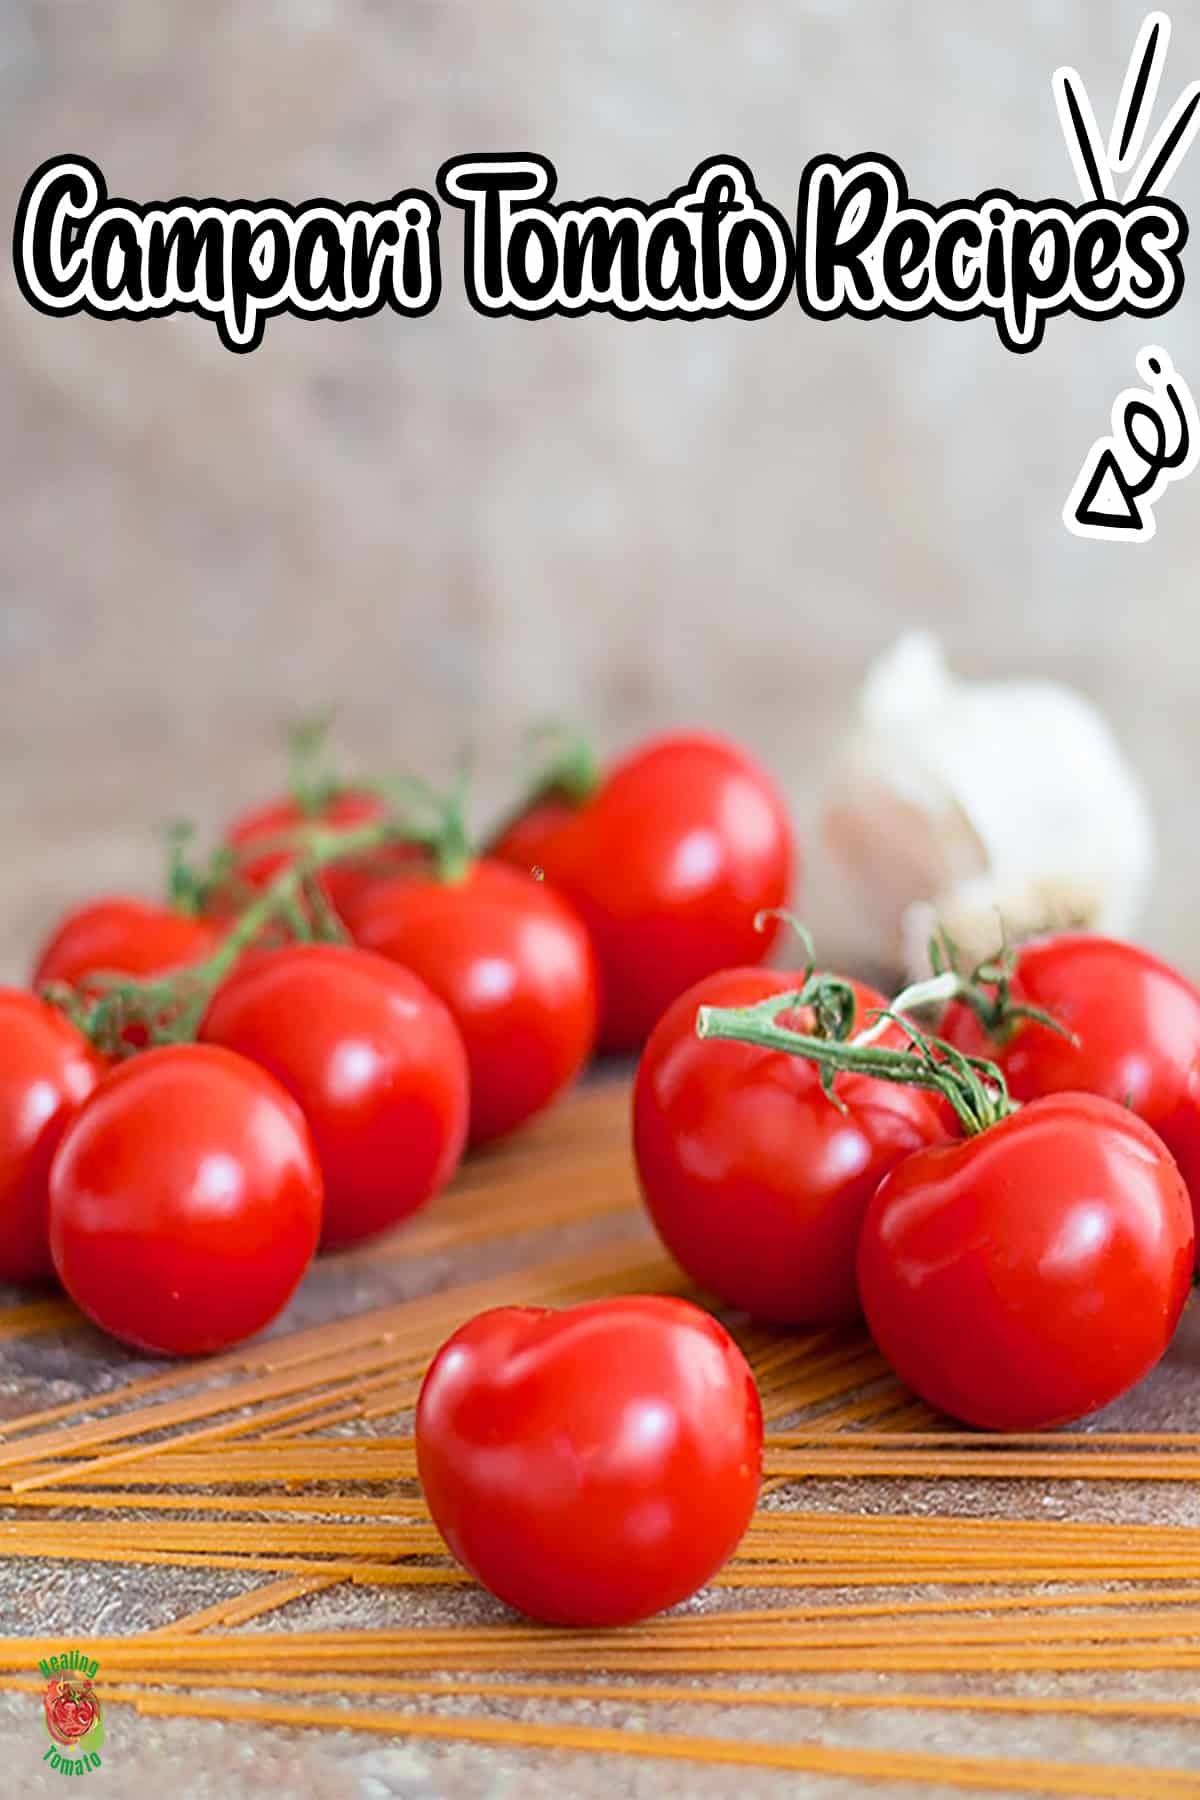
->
1, 0, 1198, 980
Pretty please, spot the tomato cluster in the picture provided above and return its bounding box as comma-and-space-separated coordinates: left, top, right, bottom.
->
0, 726, 793, 1367
9, 714, 1200, 1632
635, 932, 1199, 1434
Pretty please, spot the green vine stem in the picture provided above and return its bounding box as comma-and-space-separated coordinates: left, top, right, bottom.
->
48, 817, 442, 1061
850, 969, 965, 1048
524, 721, 601, 805
696, 982, 1015, 1137
846, 930, 1078, 1053
922, 928, 1078, 1046
167, 759, 474, 914
287, 710, 342, 816
486, 721, 602, 848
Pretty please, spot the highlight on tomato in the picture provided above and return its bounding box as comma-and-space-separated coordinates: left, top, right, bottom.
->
698, 983, 1195, 1430
490, 729, 795, 1052
0, 991, 102, 1284
939, 931, 1200, 1260
200, 943, 470, 1249
416, 1295, 763, 1626
344, 858, 597, 1145
49, 1044, 324, 1356
634, 965, 946, 1324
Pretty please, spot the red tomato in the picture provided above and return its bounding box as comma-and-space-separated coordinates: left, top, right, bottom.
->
49, 1044, 323, 1356
33, 897, 219, 990
491, 732, 794, 1052
200, 944, 469, 1250
634, 968, 946, 1324
223, 789, 419, 917
858, 1093, 1194, 1430
416, 1295, 762, 1626
343, 859, 597, 1144
941, 933, 1200, 1260
0, 992, 101, 1284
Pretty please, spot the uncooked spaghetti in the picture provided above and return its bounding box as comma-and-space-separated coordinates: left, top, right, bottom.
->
2, 1080, 1199, 1795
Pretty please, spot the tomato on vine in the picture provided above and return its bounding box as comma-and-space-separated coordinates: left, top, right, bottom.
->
940, 932, 1200, 1259
218, 719, 436, 917
0, 992, 101, 1284
635, 966, 945, 1324
699, 985, 1195, 1430
33, 897, 219, 991
222, 787, 417, 918
491, 730, 794, 1051
49, 1044, 323, 1356
416, 1295, 762, 1626
344, 858, 597, 1144
201, 943, 469, 1249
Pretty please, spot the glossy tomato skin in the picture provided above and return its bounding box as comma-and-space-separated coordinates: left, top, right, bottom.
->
858, 1093, 1194, 1431
0, 992, 102, 1284
49, 1044, 323, 1356
343, 859, 597, 1145
941, 933, 1200, 1258
491, 732, 794, 1052
200, 944, 469, 1250
416, 1295, 762, 1626
33, 897, 219, 991
634, 968, 947, 1325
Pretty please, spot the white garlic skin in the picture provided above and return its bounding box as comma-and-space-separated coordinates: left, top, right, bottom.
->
822, 633, 1156, 981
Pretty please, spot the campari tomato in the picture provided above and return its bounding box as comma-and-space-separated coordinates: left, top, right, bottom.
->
344, 859, 597, 1144
941, 932, 1200, 1258
0, 991, 102, 1284
858, 1094, 1195, 1430
634, 968, 945, 1324
33, 896, 219, 991
49, 1044, 323, 1356
491, 731, 794, 1051
201, 943, 469, 1249
416, 1295, 762, 1626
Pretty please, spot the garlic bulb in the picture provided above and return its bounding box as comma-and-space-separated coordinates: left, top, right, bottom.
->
822, 633, 1155, 980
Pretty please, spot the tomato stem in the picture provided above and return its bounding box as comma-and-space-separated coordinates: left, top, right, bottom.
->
163, 820, 223, 917
851, 969, 965, 1047
488, 721, 601, 846
49, 815, 444, 1060
926, 927, 1079, 1047
696, 987, 1014, 1136
528, 721, 602, 804
283, 711, 478, 882
287, 709, 342, 816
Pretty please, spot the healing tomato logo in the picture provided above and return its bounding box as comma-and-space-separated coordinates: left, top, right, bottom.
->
41, 1675, 104, 1758
43, 1676, 100, 1744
